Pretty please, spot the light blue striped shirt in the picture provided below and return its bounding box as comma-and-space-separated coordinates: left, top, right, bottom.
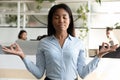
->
23, 35, 100, 80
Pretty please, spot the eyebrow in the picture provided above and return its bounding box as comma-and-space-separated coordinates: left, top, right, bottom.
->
53, 13, 68, 17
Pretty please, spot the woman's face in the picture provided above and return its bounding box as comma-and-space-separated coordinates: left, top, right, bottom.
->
21, 32, 27, 40
52, 8, 70, 33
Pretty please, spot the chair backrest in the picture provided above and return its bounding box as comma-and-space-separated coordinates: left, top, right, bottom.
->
16, 40, 39, 55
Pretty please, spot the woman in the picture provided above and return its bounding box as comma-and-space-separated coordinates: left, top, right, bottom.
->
2, 4, 117, 80
106, 27, 119, 46
17, 30, 27, 41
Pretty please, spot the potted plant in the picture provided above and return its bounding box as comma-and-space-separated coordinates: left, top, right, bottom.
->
114, 22, 120, 29
74, 3, 89, 40
75, 0, 101, 40
5, 15, 17, 27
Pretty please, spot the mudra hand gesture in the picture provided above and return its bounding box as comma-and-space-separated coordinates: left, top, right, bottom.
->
2, 42, 118, 59
2, 43, 25, 59
97, 42, 118, 58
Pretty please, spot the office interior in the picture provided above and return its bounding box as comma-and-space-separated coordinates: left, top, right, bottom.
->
0, 0, 120, 80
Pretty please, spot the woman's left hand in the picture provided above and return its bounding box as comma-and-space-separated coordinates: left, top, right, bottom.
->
97, 42, 118, 58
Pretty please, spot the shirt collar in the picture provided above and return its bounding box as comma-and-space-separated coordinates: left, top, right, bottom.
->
49, 34, 73, 41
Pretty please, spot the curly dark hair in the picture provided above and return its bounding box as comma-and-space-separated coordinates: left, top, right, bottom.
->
18, 30, 27, 39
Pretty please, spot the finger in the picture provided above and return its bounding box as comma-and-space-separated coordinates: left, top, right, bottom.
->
14, 43, 20, 48
113, 44, 118, 49
101, 42, 108, 49
2, 47, 9, 50
104, 43, 110, 49
2, 48, 11, 54
10, 45, 14, 50
111, 44, 118, 51
115, 44, 118, 47
2, 46, 7, 49
14, 43, 23, 51
101, 42, 104, 47
100, 42, 105, 49
10, 43, 17, 50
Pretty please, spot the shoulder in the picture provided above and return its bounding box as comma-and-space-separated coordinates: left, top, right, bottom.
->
39, 36, 52, 42
38, 36, 53, 45
69, 35, 85, 50
37, 36, 55, 48
69, 35, 83, 43
68, 35, 85, 48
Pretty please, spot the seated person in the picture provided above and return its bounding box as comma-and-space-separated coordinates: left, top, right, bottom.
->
17, 30, 27, 41
102, 27, 120, 58
106, 27, 119, 46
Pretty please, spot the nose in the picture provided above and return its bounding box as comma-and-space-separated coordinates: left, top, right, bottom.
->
59, 17, 64, 23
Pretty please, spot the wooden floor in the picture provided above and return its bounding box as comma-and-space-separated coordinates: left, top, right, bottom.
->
0, 69, 37, 80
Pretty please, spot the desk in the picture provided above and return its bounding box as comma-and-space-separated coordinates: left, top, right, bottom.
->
89, 49, 98, 57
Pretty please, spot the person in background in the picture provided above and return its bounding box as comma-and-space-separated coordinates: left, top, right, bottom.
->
2, 3, 118, 80
102, 27, 120, 58
106, 27, 119, 46
17, 30, 27, 41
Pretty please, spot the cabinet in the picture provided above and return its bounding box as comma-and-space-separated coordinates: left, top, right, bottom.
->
0, 0, 90, 29
0, 1, 17, 28
1, 0, 120, 29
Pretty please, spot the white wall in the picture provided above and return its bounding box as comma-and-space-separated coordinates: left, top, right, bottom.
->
0, 28, 18, 45
89, 29, 120, 49
89, 29, 107, 49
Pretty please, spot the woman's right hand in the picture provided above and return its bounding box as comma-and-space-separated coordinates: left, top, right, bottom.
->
2, 43, 25, 59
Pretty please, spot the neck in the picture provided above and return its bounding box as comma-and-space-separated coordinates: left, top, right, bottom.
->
54, 31, 68, 48
55, 31, 68, 40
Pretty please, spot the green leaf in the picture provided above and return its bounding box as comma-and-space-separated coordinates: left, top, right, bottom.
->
96, 0, 101, 4
49, 0, 55, 2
